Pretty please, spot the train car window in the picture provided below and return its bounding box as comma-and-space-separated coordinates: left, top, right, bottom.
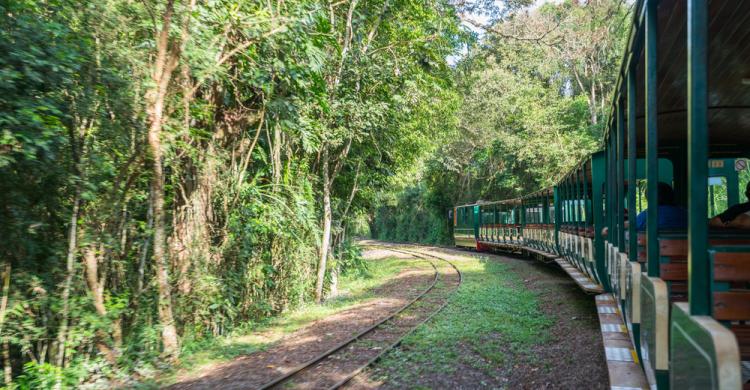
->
739, 162, 750, 201
635, 180, 647, 214
708, 177, 728, 218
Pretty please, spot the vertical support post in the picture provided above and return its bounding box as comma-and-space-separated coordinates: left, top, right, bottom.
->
554, 186, 561, 252
583, 163, 590, 235
592, 153, 611, 291
542, 190, 550, 251
561, 178, 566, 226
608, 131, 615, 244
475, 204, 481, 243
617, 101, 626, 249
573, 168, 583, 235
494, 204, 498, 241
645, 0, 660, 277
628, 68, 638, 261
607, 131, 617, 238
688, 0, 709, 316
520, 199, 525, 241
726, 168, 739, 207
567, 176, 573, 232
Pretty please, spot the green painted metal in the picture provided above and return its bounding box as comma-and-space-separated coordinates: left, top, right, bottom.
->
617, 101, 626, 249
640, 274, 669, 389
562, 177, 568, 227
624, 159, 674, 184
494, 204, 498, 242
516, 202, 526, 239
645, 0, 659, 277
705, 159, 740, 211
554, 186, 561, 253
611, 129, 617, 258
570, 173, 585, 266
573, 168, 583, 230
687, 0, 709, 316
592, 152, 611, 292
583, 162, 598, 282
726, 163, 739, 207
473, 205, 480, 243
670, 303, 730, 390
627, 69, 638, 261
542, 191, 551, 252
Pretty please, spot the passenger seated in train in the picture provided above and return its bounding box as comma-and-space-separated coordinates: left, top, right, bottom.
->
634, 182, 687, 230
709, 182, 750, 229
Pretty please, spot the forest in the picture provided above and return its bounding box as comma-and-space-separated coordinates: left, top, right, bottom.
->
0, 0, 627, 387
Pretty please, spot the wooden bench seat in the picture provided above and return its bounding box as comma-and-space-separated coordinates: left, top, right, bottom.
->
636, 229, 750, 262
708, 249, 750, 379
732, 325, 750, 360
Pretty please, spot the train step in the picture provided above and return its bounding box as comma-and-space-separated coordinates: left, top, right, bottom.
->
595, 293, 648, 390
553, 257, 603, 294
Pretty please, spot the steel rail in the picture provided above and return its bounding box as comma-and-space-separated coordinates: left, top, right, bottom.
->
255, 245, 458, 390
326, 245, 463, 390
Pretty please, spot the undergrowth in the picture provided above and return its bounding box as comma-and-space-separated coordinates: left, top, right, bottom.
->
146, 256, 430, 388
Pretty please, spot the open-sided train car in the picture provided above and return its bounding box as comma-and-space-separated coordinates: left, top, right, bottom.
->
453, 0, 750, 388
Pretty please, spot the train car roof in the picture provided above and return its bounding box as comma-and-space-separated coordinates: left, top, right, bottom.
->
606, 0, 750, 157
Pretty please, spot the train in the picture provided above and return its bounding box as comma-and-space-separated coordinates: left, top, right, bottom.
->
453, 1, 750, 389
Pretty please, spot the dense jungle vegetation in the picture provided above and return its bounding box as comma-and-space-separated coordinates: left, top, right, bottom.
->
0, 0, 627, 387
373, 0, 629, 244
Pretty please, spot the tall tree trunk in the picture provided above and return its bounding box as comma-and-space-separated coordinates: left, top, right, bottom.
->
146, 0, 180, 358
137, 201, 154, 296
55, 191, 80, 368
0, 262, 10, 385
83, 247, 119, 364
2, 339, 9, 386
315, 148, 333, 303
271, 122, 282, 190
0, 263, 10, 345
53, 188, 80, 390
148, 119, 179, 357
170, 162, 212, 297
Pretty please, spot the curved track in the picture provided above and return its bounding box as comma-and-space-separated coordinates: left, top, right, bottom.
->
256, 245, 462, 390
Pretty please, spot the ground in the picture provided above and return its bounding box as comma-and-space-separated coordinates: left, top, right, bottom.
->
150, 243, 608, 389
147, 255, 433, 388
352, 245, 608, 389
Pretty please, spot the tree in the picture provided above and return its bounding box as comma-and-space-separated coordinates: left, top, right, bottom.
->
0, 0, 462, 385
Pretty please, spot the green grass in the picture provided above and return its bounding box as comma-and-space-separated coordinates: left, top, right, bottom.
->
370, 254, 553, 383
143, 256, 429, 388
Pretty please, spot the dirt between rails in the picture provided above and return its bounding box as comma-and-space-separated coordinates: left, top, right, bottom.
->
165, 251, 435, 390
349, 245, 609, 390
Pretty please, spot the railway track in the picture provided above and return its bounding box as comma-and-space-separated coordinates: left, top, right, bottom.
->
256, 245, 462, 390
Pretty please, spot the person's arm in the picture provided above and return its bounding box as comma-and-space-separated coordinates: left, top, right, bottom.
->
709, 216, 726, 228
715, 204, 746, 224
727, 213, 750, 229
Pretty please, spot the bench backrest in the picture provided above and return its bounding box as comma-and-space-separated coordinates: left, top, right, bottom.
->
710, 248, 750, 322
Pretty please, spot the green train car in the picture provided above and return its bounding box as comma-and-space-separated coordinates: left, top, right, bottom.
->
454, 1, 750, 389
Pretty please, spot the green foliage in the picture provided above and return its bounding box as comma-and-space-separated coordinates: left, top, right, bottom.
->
0, 0, 462, 386
334, 239, 368, 277
153, 256, 427, 387
374, 0, 628, 241
372, 184, 452, 245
